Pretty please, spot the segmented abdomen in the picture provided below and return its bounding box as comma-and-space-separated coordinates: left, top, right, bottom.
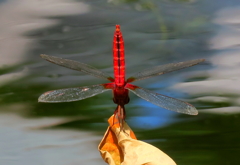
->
113, 25, 125, 87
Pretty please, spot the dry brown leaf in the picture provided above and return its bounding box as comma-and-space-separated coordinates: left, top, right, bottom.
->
98, 115, 176, 165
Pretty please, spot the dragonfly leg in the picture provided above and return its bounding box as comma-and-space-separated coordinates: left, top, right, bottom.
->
113, 105, 127, 132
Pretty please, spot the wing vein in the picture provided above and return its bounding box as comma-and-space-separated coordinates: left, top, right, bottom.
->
41, 54, 114, 81
38, 84, 111, 103
126, 84, 198, 115
127, 59, 205, 82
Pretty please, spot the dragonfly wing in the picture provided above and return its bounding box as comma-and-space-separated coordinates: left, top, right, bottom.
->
127, 59, 205, 83
40, 54, 114, 82
38, 84, 113, 103
126, 84, 198, 115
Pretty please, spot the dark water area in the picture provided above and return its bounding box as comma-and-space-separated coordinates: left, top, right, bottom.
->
1, 0, 240, 164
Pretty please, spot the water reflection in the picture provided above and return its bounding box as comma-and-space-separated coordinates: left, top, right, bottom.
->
1, 0, 240, 164
0, 113, 105, 165
173, 6, 240, 114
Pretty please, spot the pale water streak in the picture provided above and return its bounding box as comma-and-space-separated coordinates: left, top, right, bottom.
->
0, 113, 105, 165
173, 6, 240, 114
0, 0, 89, 85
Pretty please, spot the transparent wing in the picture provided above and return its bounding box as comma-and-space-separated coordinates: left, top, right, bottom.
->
127, 59, 205, 83
126, 84, 198, 115
40, 54, 114, 82
38, 84, 112, 103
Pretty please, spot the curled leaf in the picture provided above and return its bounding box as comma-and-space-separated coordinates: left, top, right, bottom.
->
98, 115, 176, 165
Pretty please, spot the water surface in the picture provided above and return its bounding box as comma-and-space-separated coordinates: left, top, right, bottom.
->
1, 0, 240, 164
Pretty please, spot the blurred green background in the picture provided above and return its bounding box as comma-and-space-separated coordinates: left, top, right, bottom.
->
1, 0, 240, 164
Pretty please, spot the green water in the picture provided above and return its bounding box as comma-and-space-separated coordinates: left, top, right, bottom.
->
1, 0, 240, 164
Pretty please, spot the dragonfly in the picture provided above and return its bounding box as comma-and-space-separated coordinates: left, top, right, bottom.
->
39, 25, 205, 122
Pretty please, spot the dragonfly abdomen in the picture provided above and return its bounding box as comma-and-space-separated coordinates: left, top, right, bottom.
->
113, 25, 125, 87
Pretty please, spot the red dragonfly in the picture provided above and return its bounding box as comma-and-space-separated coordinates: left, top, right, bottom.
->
39, 25, 204, 121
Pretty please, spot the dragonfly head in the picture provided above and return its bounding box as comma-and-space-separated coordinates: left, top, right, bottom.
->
113, 88, 130, 105
113, 96, 130, 106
